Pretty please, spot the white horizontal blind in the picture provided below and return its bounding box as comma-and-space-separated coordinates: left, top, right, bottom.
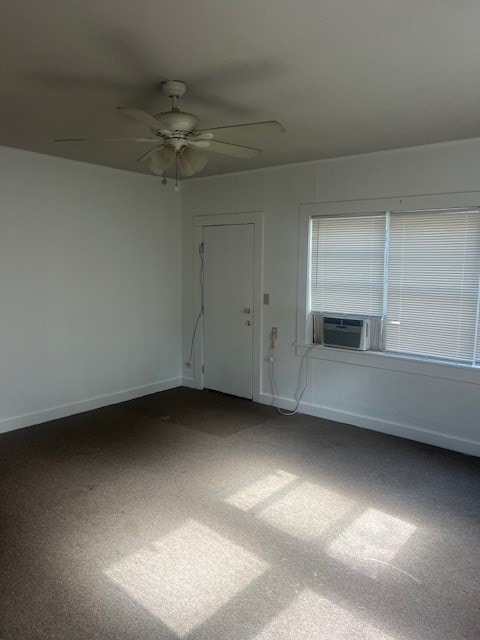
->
386, 209, 480, 363
310, 215, 386, 315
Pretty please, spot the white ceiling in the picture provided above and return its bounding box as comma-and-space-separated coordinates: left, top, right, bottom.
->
2, 1, 480, 178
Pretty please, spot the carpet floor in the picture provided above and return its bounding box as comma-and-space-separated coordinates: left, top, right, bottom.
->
0, 387, 479, 640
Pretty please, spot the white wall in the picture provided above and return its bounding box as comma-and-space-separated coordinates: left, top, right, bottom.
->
181, 138, 480, 457
0, 147, 181, 433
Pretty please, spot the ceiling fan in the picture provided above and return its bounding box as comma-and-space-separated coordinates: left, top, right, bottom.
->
56, 80, 285, 182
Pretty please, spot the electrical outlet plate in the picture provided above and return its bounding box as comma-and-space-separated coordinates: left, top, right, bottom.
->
271, 327, 278, 339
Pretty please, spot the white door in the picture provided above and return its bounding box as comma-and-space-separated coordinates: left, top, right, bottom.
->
203, 223, 255, 398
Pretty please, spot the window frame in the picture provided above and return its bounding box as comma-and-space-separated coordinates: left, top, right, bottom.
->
296, 193, 480, 384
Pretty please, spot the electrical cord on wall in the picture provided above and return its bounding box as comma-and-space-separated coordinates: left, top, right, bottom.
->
268, 333, 318, 415
186, 243, 205, 367
186, 246, 316, 407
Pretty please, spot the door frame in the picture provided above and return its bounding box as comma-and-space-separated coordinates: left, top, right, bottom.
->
192, 211, 263, 401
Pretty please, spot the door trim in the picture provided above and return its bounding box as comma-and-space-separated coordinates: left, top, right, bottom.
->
193, 212, 263, 402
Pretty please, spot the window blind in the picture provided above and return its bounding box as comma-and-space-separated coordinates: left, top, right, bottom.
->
310, 215, 386, 315
386, 209, 480, 364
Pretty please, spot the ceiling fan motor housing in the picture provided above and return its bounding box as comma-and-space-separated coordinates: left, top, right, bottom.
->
154, 110, 200, 134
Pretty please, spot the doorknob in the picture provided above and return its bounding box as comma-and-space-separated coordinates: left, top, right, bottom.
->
244, 308, 251, 314
245, 320, 252, 326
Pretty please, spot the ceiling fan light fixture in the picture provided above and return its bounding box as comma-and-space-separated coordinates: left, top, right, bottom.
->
148, 147, 174, 175
182, 148, 209, 174
177, 158, 195, 178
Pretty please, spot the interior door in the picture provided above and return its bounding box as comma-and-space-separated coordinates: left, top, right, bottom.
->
203, 223, 255, 398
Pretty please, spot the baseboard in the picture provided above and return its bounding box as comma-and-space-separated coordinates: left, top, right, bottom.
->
259, 392, 480, 458
181, 377, 202, 389
4, 381, 478, 457
0, 377, 182, 435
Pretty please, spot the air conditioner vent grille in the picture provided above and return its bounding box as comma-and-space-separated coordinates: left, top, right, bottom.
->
313, 314, 373, 351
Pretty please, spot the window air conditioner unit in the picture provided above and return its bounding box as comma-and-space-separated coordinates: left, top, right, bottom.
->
314, 314, 370, 350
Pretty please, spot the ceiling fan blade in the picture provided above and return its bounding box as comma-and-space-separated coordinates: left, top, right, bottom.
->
55, 137, 159, 143
196, 120, 285, 137
187, 139, 212, 149
178, 148, 209, 177
148, 147, 175, 175
117, 107, 171, 133
137, 144, 165, 163
198, 140, 261, 159
191, 132, 214, 141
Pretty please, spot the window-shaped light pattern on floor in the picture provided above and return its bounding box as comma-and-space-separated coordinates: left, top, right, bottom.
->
224, 469, 297, 511
327, 507, 416, 580
225, 472, 419, 583
258, 482, 355, 541
105, 519, 269, 637
253, 589, 397, 640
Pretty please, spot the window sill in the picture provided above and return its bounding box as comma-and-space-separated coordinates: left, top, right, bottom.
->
294, 343, 480, 385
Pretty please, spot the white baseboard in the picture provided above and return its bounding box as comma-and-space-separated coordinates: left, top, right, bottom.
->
4, 381, 478, 458
0, 377, 182, 435
259, 392, 480, 458
181, 377, 202, 389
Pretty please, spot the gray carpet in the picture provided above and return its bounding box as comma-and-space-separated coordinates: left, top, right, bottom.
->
1, 387, 479, 640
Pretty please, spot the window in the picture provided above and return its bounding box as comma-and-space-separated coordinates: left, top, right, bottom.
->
309, 208, 480, 367
310, 216, 386, 316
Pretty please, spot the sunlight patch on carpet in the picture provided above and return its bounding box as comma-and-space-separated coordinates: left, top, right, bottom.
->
224, 469, 298, 511
105, 519, 269, 636
258, 481, 355, 540
253, 589, 398, 640
327, 508, 417, 580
